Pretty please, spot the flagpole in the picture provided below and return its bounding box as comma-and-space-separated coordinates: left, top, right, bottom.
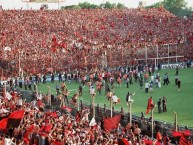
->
92, 96, 95, 118
18, 50, 21, 77
36, 84, 38, 93
47, 85, 51, 106
110, 97, 112, 118
128, 100, 133, 124
168, 44, 169, 65
173, 111, 178, 131
77, 93, 80, 111
151, 107, 155, 139
145, 45, 147, 66
156, 45, 158, 67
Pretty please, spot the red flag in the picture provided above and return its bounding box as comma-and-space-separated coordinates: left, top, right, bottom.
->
143, 138, 153, 145
40, 124, 52, 133
0, 118, 8, 130
9, 110, 25, 119
121, 138, 130, 145
172, 130, 191, 138
44, 125, 52, 133
27, 124, 34, 133
179, 134, 190, 145
51, 112, 58, 118
53, 141, 62, 145
23, 124, 35, 143
61, 106, 72, 113
104, 115, 121, 131
155, 141, 162, 145
172, 131, 183, 137
183, 130, 191, 136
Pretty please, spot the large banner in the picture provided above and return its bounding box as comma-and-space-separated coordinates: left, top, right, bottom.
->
22, 0, 65, 3
161, 62, 184, 69
161, 61, 193, 69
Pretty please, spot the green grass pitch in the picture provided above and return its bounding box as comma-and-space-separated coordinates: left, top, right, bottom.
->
21, 68, 193, 127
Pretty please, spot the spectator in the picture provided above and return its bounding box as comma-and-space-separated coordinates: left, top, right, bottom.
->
145, 81, 150, 93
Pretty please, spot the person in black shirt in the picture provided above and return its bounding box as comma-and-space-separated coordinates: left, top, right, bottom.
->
157, 98, 162, 113
176, 67, 179, 75
19, 77, 22, 88
51, 73, 54, 83
162, 96, 167, 112
79, 85, 83, 96
177, 80, 181, 91
58, 72, 62, 82
43, 75, 46, 84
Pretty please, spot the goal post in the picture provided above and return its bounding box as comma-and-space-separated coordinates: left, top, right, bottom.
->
135, 43, 184, 67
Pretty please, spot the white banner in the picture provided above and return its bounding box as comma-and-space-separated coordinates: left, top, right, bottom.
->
161, 63, 184, 69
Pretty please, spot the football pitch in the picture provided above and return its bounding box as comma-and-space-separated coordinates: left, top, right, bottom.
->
22, 68, 193, 127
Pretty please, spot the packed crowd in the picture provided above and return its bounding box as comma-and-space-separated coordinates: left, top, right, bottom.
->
0, 79, 174, 145
0, 8, 193, 78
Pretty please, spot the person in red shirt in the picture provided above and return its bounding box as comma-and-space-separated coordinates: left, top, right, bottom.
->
146, 96, 155, 114
156, 130, 163, 143
163, 134, 171, 145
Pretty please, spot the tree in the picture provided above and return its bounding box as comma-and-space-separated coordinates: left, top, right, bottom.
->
163, 0, 187, 16
145, 2, 163, 8
62, 1, 126, 10
103, 1, 114, 9
117, 3, 126, 9
146, 0, 193, 17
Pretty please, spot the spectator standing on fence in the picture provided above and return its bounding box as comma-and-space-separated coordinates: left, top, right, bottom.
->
112, 93, 118, 104
126, 92, 135, 105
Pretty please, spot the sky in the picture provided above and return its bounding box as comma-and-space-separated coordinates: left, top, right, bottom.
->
0, 0, 193, 10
